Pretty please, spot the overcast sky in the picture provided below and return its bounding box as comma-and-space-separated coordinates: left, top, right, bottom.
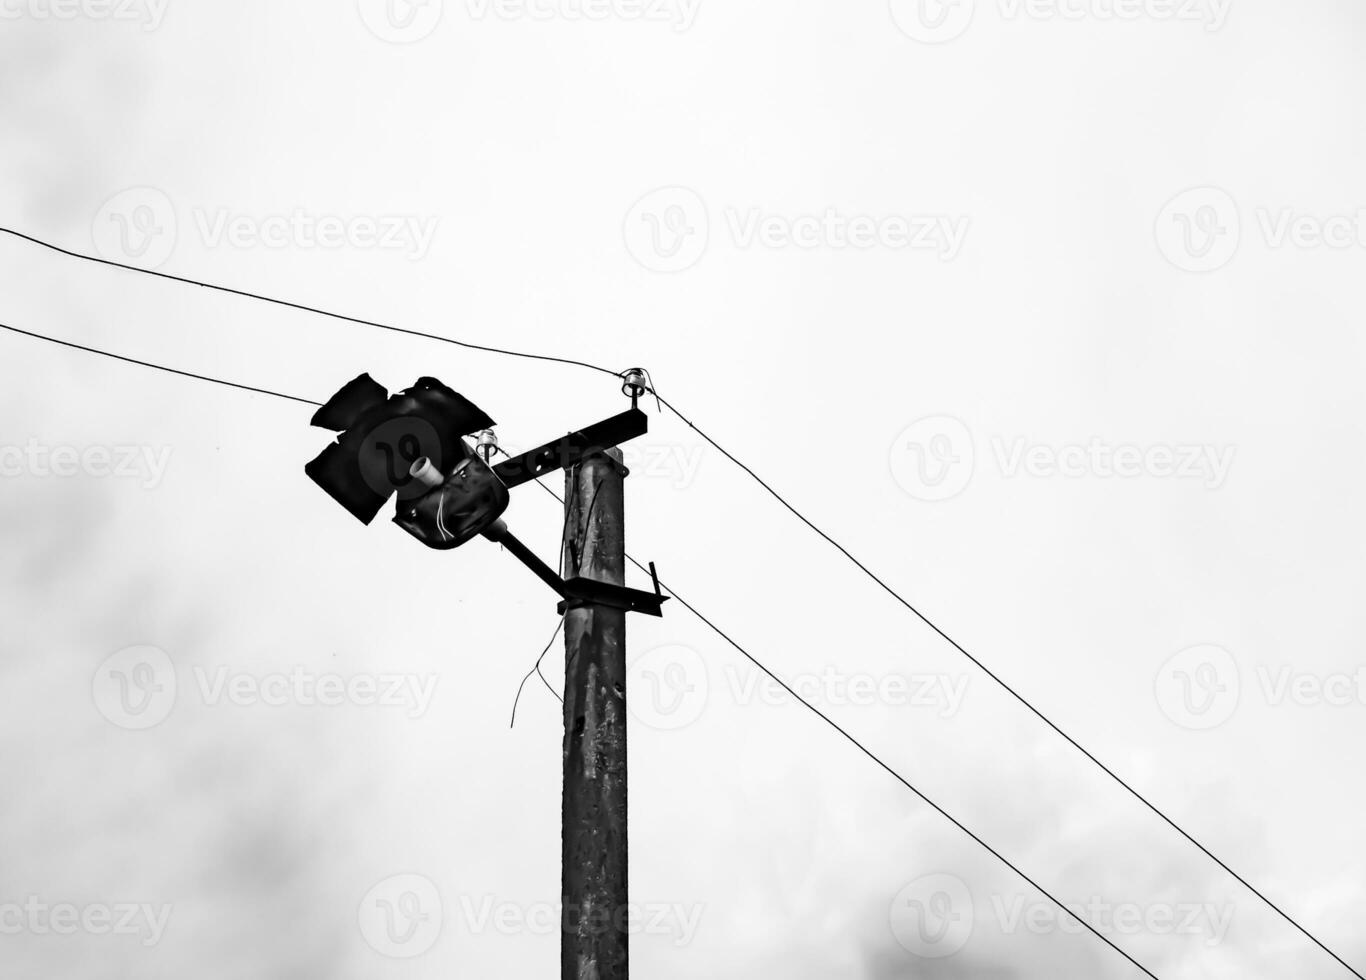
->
2, 1, 1365, 977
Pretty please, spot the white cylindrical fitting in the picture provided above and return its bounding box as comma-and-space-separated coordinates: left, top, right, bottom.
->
409, 457, 444, 489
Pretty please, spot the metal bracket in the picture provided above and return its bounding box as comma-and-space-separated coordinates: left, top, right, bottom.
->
483, 523, 668, 617
557, 573, 669, 618
492, 408, 648, 490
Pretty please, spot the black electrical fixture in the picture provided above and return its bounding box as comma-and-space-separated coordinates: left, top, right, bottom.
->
306, 372, 667, 617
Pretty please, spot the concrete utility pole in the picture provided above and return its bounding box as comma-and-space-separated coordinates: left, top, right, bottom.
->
561, 448, 629, 980
306, 372, 663, 980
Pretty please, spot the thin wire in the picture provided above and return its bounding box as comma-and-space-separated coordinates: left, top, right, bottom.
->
0, 322, 322, 407
535, 658, 561, 705
653, 395, 1364, 980
5, 229, 1356, 975
510, 616, 566, 728
0, 227, 624, 381
522, 479, 1158, 979
559, 462, 582, 576
567, 477, 605, 574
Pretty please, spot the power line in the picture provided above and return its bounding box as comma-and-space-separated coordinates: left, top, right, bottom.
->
0, 321, 322, 407
0, 309, 1159, 973
654, 393, 1366, 980
0, 227, 623, 381
3, 229, 1358, 976
521, 478, 1159, 979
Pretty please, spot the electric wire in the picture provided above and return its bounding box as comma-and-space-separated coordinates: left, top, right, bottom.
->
651, 395, 1364, 980
2, 230, 1358, 976
510, 615, 566, 727
0, 227, 622, 381
0, 321, 322, 406
521, 478, 1159, 980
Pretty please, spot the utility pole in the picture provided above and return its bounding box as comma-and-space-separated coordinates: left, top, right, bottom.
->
305, 372, 665, 980
561, 449, 629, 980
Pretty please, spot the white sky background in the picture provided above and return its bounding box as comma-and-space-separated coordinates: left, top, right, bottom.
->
2, 0, 1365, 977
